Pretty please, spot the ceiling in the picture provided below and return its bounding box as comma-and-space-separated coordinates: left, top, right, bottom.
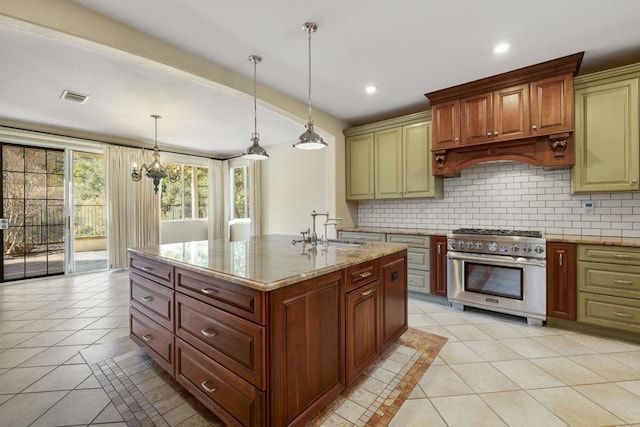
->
2, 0, 640, 157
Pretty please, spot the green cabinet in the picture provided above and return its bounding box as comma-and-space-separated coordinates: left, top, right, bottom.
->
345, 112, 443, 200
571, 64, 640, 193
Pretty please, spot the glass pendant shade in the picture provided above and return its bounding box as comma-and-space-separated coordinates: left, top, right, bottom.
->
294, 22, 327, 151
243, 55, 269, 160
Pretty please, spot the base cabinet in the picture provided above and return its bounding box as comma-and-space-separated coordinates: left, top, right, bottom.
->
346, 280, 381, 385
546, 242, 577, 320
381, 253, 408, 346
430, 236, 448, 297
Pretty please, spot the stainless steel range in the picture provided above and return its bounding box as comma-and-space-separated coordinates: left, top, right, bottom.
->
447, 228, 547, 326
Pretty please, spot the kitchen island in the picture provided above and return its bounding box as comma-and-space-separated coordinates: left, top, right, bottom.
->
127, 234, 408, 427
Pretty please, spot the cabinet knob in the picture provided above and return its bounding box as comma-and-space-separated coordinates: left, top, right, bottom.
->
487, 132, 492, 137
532, 125, 538, 130
632, 179, 638, 184
494, 131, 499, 136
454, 137, 460, 141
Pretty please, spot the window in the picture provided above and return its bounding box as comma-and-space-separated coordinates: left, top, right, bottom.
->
230, 164, 248, 220
160, 164, 208, 221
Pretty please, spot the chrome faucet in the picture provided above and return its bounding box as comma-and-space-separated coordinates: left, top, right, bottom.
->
291, 210, 342, 246
310, 210, 329, 245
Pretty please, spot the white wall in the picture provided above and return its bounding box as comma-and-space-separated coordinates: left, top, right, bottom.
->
261, 142, 334, 237
356, 161, 640, 238
160, 219, 208, 243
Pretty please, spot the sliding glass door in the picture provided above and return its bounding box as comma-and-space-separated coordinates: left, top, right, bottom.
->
1, 144, 65, 281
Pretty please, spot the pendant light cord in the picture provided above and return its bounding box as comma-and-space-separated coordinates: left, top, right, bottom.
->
253, 58, 258, 136
307, 25, 313, 123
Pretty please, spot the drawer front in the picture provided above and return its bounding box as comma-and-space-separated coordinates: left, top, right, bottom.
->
130, 307, 174, 375
176, 268, 265, 325
346, 260, 379, 292
338, 231, 386, 242
407, 269, 429, 294
407, 247, 430, 270
130, 272, 174, 331
578, 292, 640, 333
176, 294, 265, 389
578, 262, 640, 299
578, 245, 640, 266
387, 234, 430, 248
129, 253, 174, 288
176, 339, 264, 427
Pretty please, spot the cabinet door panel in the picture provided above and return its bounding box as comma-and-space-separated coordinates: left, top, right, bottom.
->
346, 281, 381, 385
531, 74, 573, 134
374, 128, 403, 199
403, 122, 441, 198
572, 77, 640, 193
461, 92, 492, 145
346, 134, 375, 200
547, 243, 577, 320
381, 253, 407, 346
430, 236, 448, 297
493, 84, 530, 140
432, 100, 460, 148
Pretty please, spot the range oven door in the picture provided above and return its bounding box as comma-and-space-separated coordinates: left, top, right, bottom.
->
447, 251, 547, 321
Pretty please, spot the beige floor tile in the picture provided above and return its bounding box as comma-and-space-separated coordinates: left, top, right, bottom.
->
389, 398, 447, 427
0, 390, 67, 426
531, 357, 608, 385
349, 386, 378, 408
509, 323, 563, 337
414, 325, 459, 342
475, 322, 526, 339
501, 337, 561, 358
0, 347, 47, 368
77, 374, 101, 389
443, 324, 492, 341
606, 351, 640, 371
450, 362, 519, 393
14, 319, 66, 333
164, 401, 197, 426
77, 306, 119, 318
566, 333, 640, 353
48, 317, 100, 331
465, 340, 524, 362
428, 312, 470, 326
532, 335, 598, 356
0, 366, 55, 393
417, 365, 474, 397
437, 342, 483, 364
411, 300, 451, 314
407, 385, 426, 399
492, 359, 564, 389
0, 320, 33, 333
0, 332, 39, 348
334, 399, 366, 424
92, 402, 124, 424
24, 364, 92, 392
570, 354, 640, 382
319, 413, 352, 426
44, 308, 90, 319
96, 327, 130, 344
15, 330, 76, 348
528, 386, 623, 427
480, 390, 568, 427
30, 388, 111, 427
575, 382, 640, 423
84, 316, 128, 330
407, 313, 437, 327
11, 309, 60, 321
0, 393, 13, 405
19, 345, 86, 367
63, 353, 86, 365
619, 380, 640, 398
56, 328, 111, 345
430, 394, 507, 427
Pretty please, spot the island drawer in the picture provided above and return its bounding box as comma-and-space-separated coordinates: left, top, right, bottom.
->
176, 338, 264, 427
578, 262, 640, 300
176, 268, 265, 325
130, 307, 174, 376
130, 272, 174, 331
129, 253, 174, 288
346, 260, 379, 292
387, 234, 429, 248
578, 245, 640, 266
176, 293, 265, 389
578, 292, 640, 333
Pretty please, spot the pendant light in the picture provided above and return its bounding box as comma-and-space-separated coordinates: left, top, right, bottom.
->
243, 55, 269, 160
293, 22, 327, 150
131, 115, 180, 194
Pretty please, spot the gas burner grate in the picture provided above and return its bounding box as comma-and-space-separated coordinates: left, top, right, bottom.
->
451, 228, 543, 238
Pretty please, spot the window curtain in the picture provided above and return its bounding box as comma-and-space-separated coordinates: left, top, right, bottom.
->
208, 158, 229, 241
248, 160, 262, 236
105, 144, 160, 269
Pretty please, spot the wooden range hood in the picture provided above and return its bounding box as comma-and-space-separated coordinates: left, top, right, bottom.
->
426, 52, 584, 175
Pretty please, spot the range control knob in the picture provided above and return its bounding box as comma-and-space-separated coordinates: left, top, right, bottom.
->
457, 240, 465, 249
475, 242, 483, 250
522, 244, 533, 253
448, 240, 456, 250
534, 245, 545, 255
511, 244, 520, 252
487, 242, 498, 252
466, 241, 474, 249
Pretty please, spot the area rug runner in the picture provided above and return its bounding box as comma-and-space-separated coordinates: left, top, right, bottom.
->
85, 328, 447, 426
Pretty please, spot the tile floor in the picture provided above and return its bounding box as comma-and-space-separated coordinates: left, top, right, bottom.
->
1, 270, 640, 426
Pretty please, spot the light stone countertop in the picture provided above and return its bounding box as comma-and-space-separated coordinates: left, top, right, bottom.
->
128, 234, 408, 291
338, 226, 446, 236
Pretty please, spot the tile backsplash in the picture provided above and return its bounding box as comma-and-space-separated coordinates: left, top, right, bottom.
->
357, 161, 640, 238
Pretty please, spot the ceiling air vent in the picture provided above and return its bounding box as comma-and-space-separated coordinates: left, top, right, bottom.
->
60, 90, 90, 104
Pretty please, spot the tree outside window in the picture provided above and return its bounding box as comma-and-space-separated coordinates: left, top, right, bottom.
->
231, 165, 248, 219
160, 164, 208, 221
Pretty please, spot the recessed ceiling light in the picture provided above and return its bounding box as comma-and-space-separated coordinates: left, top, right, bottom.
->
493, 43, 510, 54
365, 85, 377, 94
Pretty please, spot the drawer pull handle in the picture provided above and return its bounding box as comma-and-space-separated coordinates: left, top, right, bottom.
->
201, 381, 216, 393
614, 312, 633, 319
358, 271, 372, 279
613, 280, 633, 285
614, 254, 633, 259
142, 266, 154, 271
142, 334, 152, 342
142, 296, 153, 302
201, 288, 217, 295
201, 328, 217, 337
361, 289, 373, 297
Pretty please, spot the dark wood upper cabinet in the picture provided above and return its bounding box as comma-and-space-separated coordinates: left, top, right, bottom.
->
461, 92, 493, 145
493, 84, 530, 141
432, 100, 461, 149
430, 236, 448, 297
547, 242, 577, 320
531, 74, 573, 135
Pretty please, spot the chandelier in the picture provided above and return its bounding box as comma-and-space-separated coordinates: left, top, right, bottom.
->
293, 22, 327, 150
131, 114, 180, 194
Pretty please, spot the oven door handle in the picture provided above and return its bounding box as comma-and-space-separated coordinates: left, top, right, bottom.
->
447, 252, 546, 268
